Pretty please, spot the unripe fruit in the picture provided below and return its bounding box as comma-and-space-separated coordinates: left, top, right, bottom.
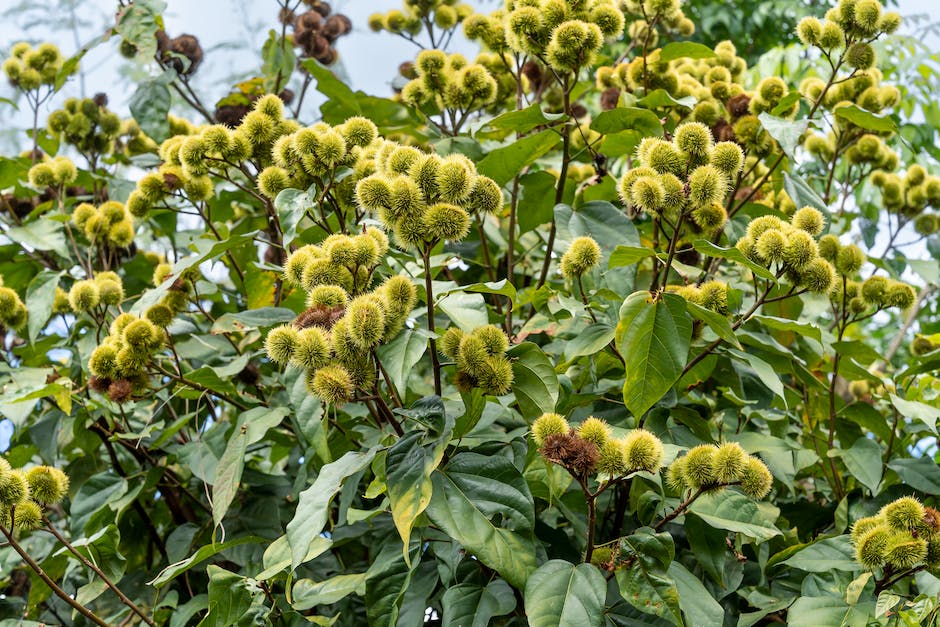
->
792, 206, 825, 236
532, 413, 569, 447
68, 280, 100, 312
740, 457, 773, 498
265, 324, 300, 365
681, 445, 717, 489
25, 466, 69, 504
309, 364, 355, 405
560, 236, 601, 279
577, 417, 610, 449
623, 429, 664, 473
713, 442, 747, 483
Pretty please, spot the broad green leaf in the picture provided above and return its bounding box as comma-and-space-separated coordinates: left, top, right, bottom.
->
25, 269, 61, 344
477, 129, 560, 186
442, 580, 515, 627
518, 171, 558, 231
292, 574, 367, 610
150, 536, 265, 587
256, 535, 331, 580
438, 291, 488, 331
7, 219, 69, 258
524, 560, 606, 627
376, 327, 430, 394
509, 342, 559, 421
729, 349, 787, 406
787, 596, 873, 627
616, 292, 692, 419
464, 279, 516, 303
609, 245, 655, 268
425, 453, 537, 588
212, 423, 248, 528
842, 437, 883, 494
781, 536, 858, 572
659, 41, 717, 61
616, 529, 681, 625
478, 103, 564, 139
688, 492, 781, 542
758, 112, 808, 160
590, 107, 662, 137
692, 240, 778, 282
211, 307, 296, 333
890, 394, 940, 434
751, 315, 822, 342
203, 565, 257, 626
888, 457, 940, 494
564, 322, 615, 360
261, 29, 296, 92
287, 447, 380, 571
274, 187, 313, 245
783, 171, 828, 212
668, 562, 725, 626
636, 89, 696, 109
129, 74, 172, 142
386, 431, 447, 559
835, 104, 897, 133
557, 201, 641, 264
684, 514, 729, 586
686, 301, 742, 349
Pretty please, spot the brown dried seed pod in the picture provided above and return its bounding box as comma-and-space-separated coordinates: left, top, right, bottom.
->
600, 87, 621, 111
108, 379, 133, 403
727, 93, 751, 119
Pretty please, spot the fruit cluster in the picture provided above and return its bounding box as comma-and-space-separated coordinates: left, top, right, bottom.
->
47, 96, 123, 158
439, 325, 514, 396
26, 156, 77, 191
1, 42, 72, 91
88, 313, 166, 403
667, 442, 773, 499
852, 497, 940, 573
369, 0, 475, 39
0, 278, 27, 331
290, 2, 352, 66
71, 201, 135, 250
0, 460, 69, 532
400, 50, 499, 115
870, 165, 940, 236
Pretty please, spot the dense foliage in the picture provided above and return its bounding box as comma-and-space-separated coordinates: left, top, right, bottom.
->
0, 0, 939, 624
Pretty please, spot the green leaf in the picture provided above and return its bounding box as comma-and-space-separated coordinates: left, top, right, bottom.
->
692, 239, 778, 282
261, 29, 296, 93
376, 327, 430, 394
287, 447, 380, 571
509, 342, 559, 421
478, 103, 564, 139
149, 536, 265, 587
274, 187, 312, 245
786, 596, 872, 627
25, 269, 60, 344
557, 201, 641, 264
758, 112, 808, 160
667, 562, 725, 626
438, 291, 488, 331
564, 323, 615, 360
464, 279, 516, 303
688, 492, 781, 542
842, 437, 883, 494
888, 457, 940, 494
636, 89, 696, 109
212, 423, 248, 528
616, 529, 681, 625
524, 560, 606, 627
211, 307, 296, 333
729, 349, 787, 406
7, 219, 69, 258
890, 394, 940, 434
616, 292, 692, 419
783, 171, 828, 212
751, 315, 822, 343
129, 74, 172, 143
386, 431, 447, 559
590, 107, 662, 137
518, 171, 558, 231
609, 245, 655, 268
425, 453, 537, 588
203, 566, 257, 626
292, 574, 367, 610
780, 536, 858, 572
684, 514, 729, 586
476, 129, 560, 186
442, 580, 516, 627
686, 301, 742, 349
658, 41, 717, 61
834, 104, 897, 133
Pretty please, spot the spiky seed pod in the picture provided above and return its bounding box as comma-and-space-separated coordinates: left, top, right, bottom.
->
836, 244, 865, 275
879, 11, 901, 33
145, 304, 175, 327
783, 230, 818, 269
688, 165, 727, 208
886, 533, 928, 570
72, 203, 97, 229
52, 287, 71, 314
364, 226, 390, 258
27, 163, 56, 188
284, 247, 318, 286
439, 327, 465, 360
559, 236, 601, 279
851, 516, 884, 544
340, 116, 378, 148
324, 234, 358, 266
424, 203, 470, 242
13, 500, 42, 531
0, 288, 26, 328
691, 202, 728, 233
309, 364, 354, 405
885, 282, 915, 309
387, 176, 424, 222
681, 445, 717, 489
346, 299, 386, 349
644, 140, 685, 176
436, 155, 474, 204
817, 234, 840, 263
258, 166, 291, 199
623, 429, 664, 473
755, 229, 787, 265
710, 141, 744, 175
532, 413, 569, 447
800, 258, 836, 293
577, 417, 611, 449
476, 355, 514, 395
355, 175, 393, 210
0, 470, 29, 507
68, 280, 100, 312
855, 526, 890, 570
746, 216, 785, 242
466, 176, 503, 214
307, 285, 349, 310
88, 343, 119, 379
292, 327, 331, 370
818, 21, 845, 49
882, 497, 926, 532
666, 457, 687, 491
630, 176, 665, 212
792, 206, 825, 236
265, 324, 300, 365
25, 466, 69, 504
797, 16, 823, 45
409, 154, 441, 199
597, 440, 628, 476
122, 319, 158, 348
545, 20, 603, 72
713, 442, 747, 483
740, 457, 773, 498
96, 278, 124, 307
860, 276, 888, 306
674, 122, 714, 162
475, 325, 509, 356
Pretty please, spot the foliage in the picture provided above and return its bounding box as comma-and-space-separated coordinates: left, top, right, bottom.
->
0, 0, 938, 625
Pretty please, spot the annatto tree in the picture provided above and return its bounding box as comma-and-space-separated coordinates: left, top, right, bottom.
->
0, 0, 939, 624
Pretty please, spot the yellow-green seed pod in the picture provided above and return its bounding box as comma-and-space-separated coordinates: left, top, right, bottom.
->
884, 282, 915, 309
691, 202, 728, 233
466, 176, 503, 214
739, 457, 773, 498
27, 163, 56, 188
755, 229, 787, 265
291, 327, 331, 370
817, 234, 840, 262
797, 16, 823, 45
89, 343, 119, 379
309, 364, 355, 405
674, 122, 714, 162
560, 236, 601, 279
476, 355, 514, 395
783, 230, 819, 269
340, 116, 378, 148
623, 429, 664, 473
688, 164, 727, 208
792, 206, 825, 236
800, 258, 836, 293
882, 497, 926, 532
836, 244, 865, 275
681, 445, 717, 489
307, 284, 349, 309
885, 533, 928, 570
474, 324, 509, 356
439, 327, 465, 360
72, 203, 97, 229
284, 247, 318, 286
424, 203, 471, 242
710, 141, 744, 175
13, 500, 42, 531
258, 166, 291, 199
265, 324, 300, 365
666, 457, 687, 491
25, 466, 69, 504
387, 176, 424, 221
855, 526, 890, 570
52, 287, 71, 314
68, 280, 100, 312
818, 21, 845, 49
699, 281, 729, 314
532, 412, 569, 447
851, 515, 884, 544
145, 304, 175, 327
597, 440, 628, 476
577, 417, 611, 449
96, 279, 124, 306
436, 155, 475, 204
0, 470, 29, 507
346, 298, 387, 349
713, 442, 747, 483
630, 176, 665, 212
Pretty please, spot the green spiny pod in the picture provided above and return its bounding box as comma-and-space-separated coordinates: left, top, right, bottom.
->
96, 279, 124, 307
532, 412, 570, 447
755, 229, 787, 265
885, 532, 928, 570
25, 466, 69, 504
881, 496, 926, 532
674, 122, 714, 162
666, 457, 687, 492
474, 324, 509, 356
713, 442, 747, 483
836, 244, 865, 275
791, 206, 825, 236
439, 327, 465, 360
89, 343, 119, 379
364, 226, 390, 258
681, 445, 718, 489
309, 364, 355, 405
0, 470, 29, 507
630, 176, 665, 213
476, 355, 514, 395
746, 216, 785, 242
465, 176, 503, 214
688, 164, 727, 208
387, 176, 425, 222
623, 429, 664, 473
884, 282, 915, 309
799, 258, 836, 293
435, 155, 474, 204
346, 298, 387, 349
284, 246, 319, 286
145, 304, 175, 327
291, 327, 331, 370
456, 334, 488, 378
340, 116, 378, 148
783, 230, 818, 269
855, 526, 890, 570
690, 202, 728, 233
710, 141, 744, 175
307, 284, 349, 309
577, 417, 611, 449
265, 324, 300, 365
423, 203, 470, 242
851, 515, 884, 544
597, 440, 628, 476
739, 457, 773, 498
355, 175, 393, 211
68, 280, 100, 312
13, 500, 42, 531
560, 236, 601, 279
